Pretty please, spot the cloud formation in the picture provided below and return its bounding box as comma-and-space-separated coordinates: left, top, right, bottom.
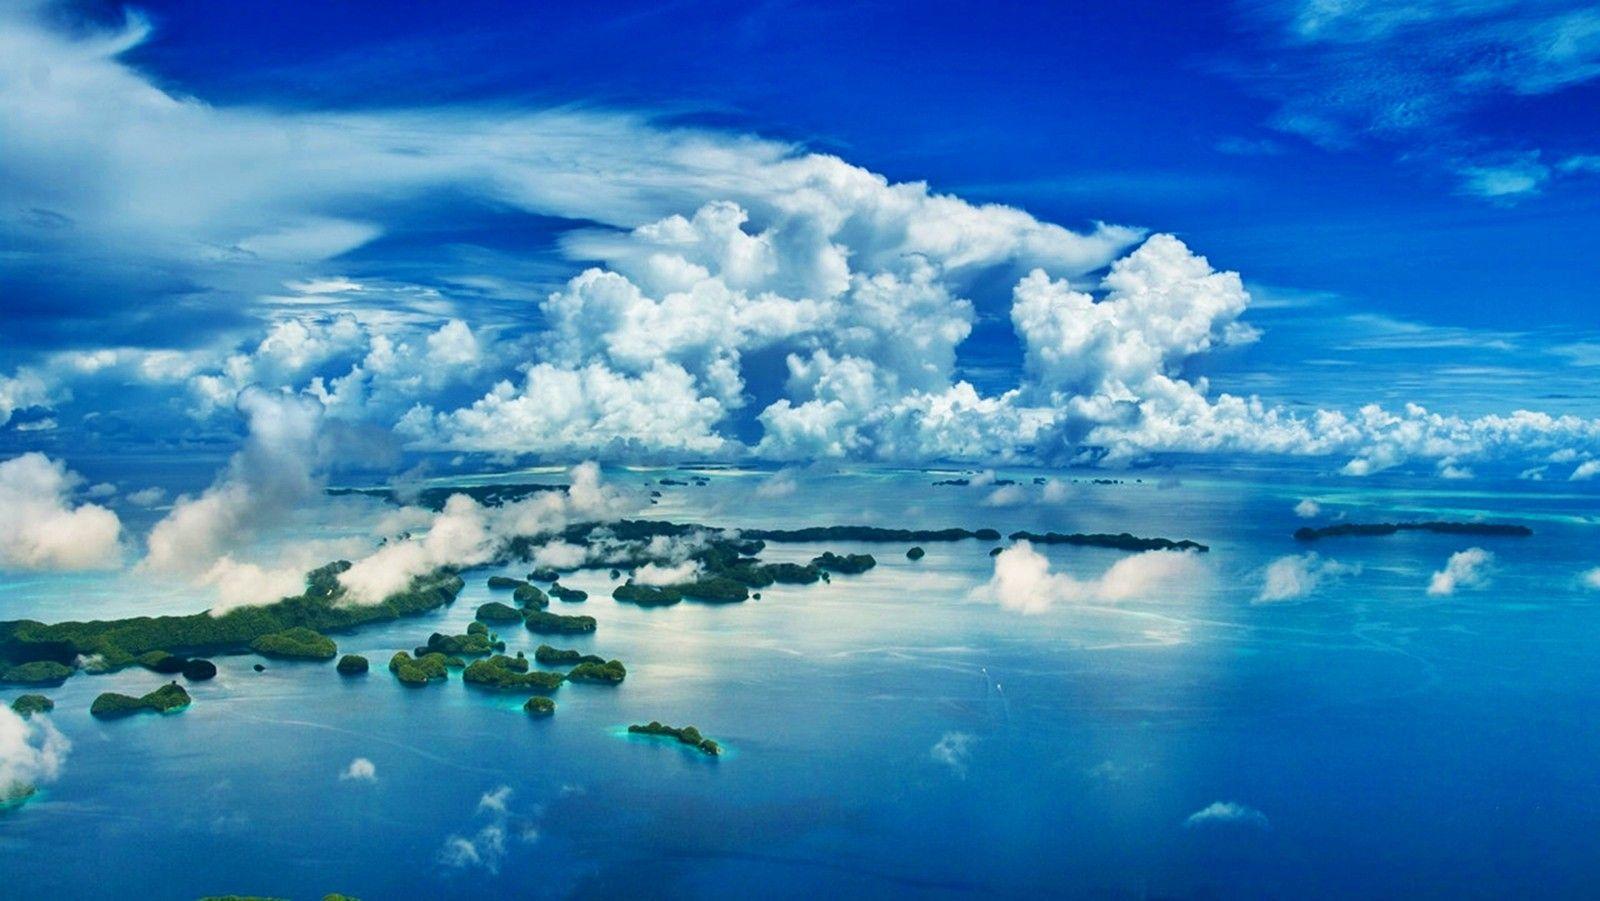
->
1184, 800, 1270, 829
340, 757, 377, 782
1427, 547, 1494, 596
972, 541, 1207, 614
0, 704, 70, 803
1256, 552, 1359, 603
0, 453, 122, 570
930, 731, 975, 777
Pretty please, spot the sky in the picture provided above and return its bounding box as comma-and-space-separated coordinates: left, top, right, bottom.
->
2, 0, 1599, 487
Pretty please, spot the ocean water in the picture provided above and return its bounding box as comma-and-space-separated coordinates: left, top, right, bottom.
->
3, 465, 1599, 899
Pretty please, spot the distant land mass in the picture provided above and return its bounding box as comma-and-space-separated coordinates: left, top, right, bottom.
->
1009, 531, 1209, 553
1294, 522, 1533, 541
327, 483, 565, 510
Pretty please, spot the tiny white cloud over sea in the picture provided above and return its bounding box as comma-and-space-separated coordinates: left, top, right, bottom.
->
1580, 568, 1600, 590
1184, 801, 1270, 830
972, 540, 1207, 614
1427, 548, 1494, 597
1293, 498, 1322, 518
1256, 552, 1359, 603
339, 758, 377, 782
930, 732, 976, 777
0, 705, 70, 806
439, 785, 540, 874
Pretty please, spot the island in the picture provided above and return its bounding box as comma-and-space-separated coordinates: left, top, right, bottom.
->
567, 659, 627, 684
10, 694, 53, 717
740, 525, 1000, 543
906, 546, 925, 560
0, 563, 464, 680
1293, 522, 1533, 541
336, 654, 369, 675
327, 481, 564, 510
387, 650, 459, 686
534, 645, 604, 666
811, 551, 876, 574
417, 630, 499, 657
524, 696, 556, 717
513, 583, 549, 609
1008, 531, 1209, 552
474, 601, 522, 623
182, 658, 218, 681
486, 575, 526, 590
528, 568, 561, 582
524, 610, 597, 635
549, 583, 588, 602
250, 627, 338, 660
463, 655, 564, 692
90, 682, 192, 718
1, 661, 73, 686
628, 721, 722, 756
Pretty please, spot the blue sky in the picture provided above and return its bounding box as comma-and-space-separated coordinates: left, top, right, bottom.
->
2, 0, 1599, 480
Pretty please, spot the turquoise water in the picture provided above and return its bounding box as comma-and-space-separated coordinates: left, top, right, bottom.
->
3, 466, 1599, 898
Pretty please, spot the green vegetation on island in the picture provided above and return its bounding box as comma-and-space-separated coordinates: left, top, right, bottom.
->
524, 696, 556, 717
549, 583, 588, 602
906, 546, 925, 560
1294, 521, 1533, 541
741, 525, 1001, 543
250, 627, 337, 660
567, 659, 626, 684
628, 721, 721, 756
534, 645, 604, 666
811, 551, 876, 574
486, 575, 526, 590
524, 610, 596, 634
513, 583, 549, 609
463, 655, 564, 692
388, 651, 458, 686
10, 694, 54, 717
336, 654, 369, 675
1008, 531, 1209, 553
1, 660, 73, 685
90, 682, 191, 718
475, 601, 522, 623
327, 481, 563, 509
0, 563, 465, 678
418, 630, 499, 657
529, 567, 561, 582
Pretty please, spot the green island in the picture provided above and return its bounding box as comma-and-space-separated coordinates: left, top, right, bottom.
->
486, 575, 526, 590
524, 609, 597, 634
628, 721, 722, 756
524, 696, 556, 717
90, 682, 192, 719
0, 562, 464, 680
463, 655, 564, 692
549, 583, 588, 602
10, 694, 54, 717
534, 644, 604, 666
419, 629, 499, 656
568, 659, 626, 684
513, 583, 549, 609
327, 481, 563, 509
1, 660, 73, 686
475, 601, 522, 623
336, 654, 369, 675
529, 567, 562, 582
250, 626, 338, 660
388, 650, 461, 686
742, 525, 1001, 542
139, 652, 220, 680
2, 782, 39, 811
1294, 521, 1533, 541
811, 551, 876, 574
906, 546, 925, 560
1008, 531, 1210, 553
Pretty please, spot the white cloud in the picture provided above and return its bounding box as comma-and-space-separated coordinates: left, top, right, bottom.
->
440, 784, 536, 874
1571, 460, 1600, 481
1184, 801, 1269, 829
200, 556, 312, 612
0, 368, 56, 428
1427, 548, 1494, 596
1293, 498, 1321, 518
930, 731, 975, 777
971, 541, 1207, 615
340, 757, 377, 782
631, 560, 700, 586
0, 704, 70, 804
339, 463, 632, 603
1256, 552, 1358, 603
982, 484, 1027, 507
0, 453, 123, 570
1580, 567, 1600, 590
126, 486, 166, 507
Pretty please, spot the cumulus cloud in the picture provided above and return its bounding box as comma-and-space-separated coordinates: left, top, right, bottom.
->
1293, 498, 1321, 518
1256, 552, 1359, 603
1427, 548, 1494, 596
631, 561, 701, 586
0, 453, 122, 570
971, 541, 1207, 614
0, 704, 70, 804
144, 389, 324, 575
439, 785, 537, 873
340, 757, 377, 782
1571, 460, 1600, 481
1582, 567, 1600, 590
1184, 801, 1269, 830
339, 463, 632, 603
930, 731, 975, 777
